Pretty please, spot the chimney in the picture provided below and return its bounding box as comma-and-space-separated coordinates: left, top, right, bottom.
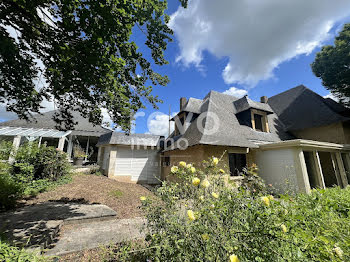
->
260, 96, 268, 104
180, 97, 187, 110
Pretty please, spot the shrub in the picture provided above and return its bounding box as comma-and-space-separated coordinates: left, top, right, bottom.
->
0, 140, 13, 160
0, 240, 48, 262
0, 143, 72, 210
14, 143, 71, 181
115, 158, 350, 262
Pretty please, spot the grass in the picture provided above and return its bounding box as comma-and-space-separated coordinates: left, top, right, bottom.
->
109, 189, 124, 198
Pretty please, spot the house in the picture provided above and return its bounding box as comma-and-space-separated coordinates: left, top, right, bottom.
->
0, 110, 110, 162
162, 85, 350, 193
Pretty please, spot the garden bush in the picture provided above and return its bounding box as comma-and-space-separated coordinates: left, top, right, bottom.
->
0, 240, 48, 262
115, 158, 349, 262
0, 143, 71, 210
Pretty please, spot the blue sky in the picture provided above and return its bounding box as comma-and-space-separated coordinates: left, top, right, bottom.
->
1, 1, 350, 136
133, 0, 350, 136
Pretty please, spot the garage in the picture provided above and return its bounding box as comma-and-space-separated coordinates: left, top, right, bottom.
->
97, 132, 162, 184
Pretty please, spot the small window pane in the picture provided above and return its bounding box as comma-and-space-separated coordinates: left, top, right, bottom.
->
254, 114, 264, 131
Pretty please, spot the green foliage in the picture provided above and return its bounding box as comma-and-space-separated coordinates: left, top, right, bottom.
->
0, 0, 187, 132
14, 143, 71, 181
0, 240, 49, 262
0, 143, 71, 210
109, 189, 124, 198
0, 171, 22, 210
0, 140, 13, 160
311, 23, 350, 104
115, 158, 350, 262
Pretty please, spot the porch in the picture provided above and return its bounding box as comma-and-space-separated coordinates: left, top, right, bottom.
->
255, 139, 350, 193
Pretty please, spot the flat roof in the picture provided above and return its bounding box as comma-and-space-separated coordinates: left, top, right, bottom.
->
0, 127, 71, 138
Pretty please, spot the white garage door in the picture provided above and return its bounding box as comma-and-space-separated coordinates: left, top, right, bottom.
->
114, 147, 160, 184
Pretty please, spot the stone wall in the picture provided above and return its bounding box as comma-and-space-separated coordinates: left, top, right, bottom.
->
292, 122, 348, 144
161, 144, 256, 180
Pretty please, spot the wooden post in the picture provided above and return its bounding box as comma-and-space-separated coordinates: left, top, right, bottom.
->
57, 137, 65, 151
84, 136, 90, 162
9, 135, 21, 163
335, 152, 348, 187
67, 135, 73, 161
313, 151, 326, 189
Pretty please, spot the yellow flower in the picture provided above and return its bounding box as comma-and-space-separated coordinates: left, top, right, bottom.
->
268, 195, 274, 201
190, 166, 196, 173
171, 166, 179, 173
281, 224, 288, 233
140, 196, 147, 201
187, 210, 196, 221
229, 254, 240, 262
201, 233, 209, 241
261, 196, 270, 207
192, 177, 201, 186
211, 192, 219, 199
212, 157, 219, 166
179, 161, 187, 168
199, 195, 204, 201
210, 204, 215, 209
334, 246, 343, 259
219, 169, 225, 174
186, 163, 192, 168
201, 179, 210, 188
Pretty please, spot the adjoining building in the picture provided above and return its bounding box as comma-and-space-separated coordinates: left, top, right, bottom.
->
163, 85, 350, 193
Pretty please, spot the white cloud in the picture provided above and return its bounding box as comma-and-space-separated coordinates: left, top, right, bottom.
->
223, 87, 247, 98
323, 93, 339, 102
147, 112, 177, 137
170, 0, 350, 87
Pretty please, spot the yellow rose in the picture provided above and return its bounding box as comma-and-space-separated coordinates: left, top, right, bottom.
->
201, 234, 209, 241
187, 210, 196, 221
171, 166, 179, 173
281, 224, 287, 233
211, 192, 219, 199
219, 169, 225, 174
229, 254, 240, 262
212, 157, 219, 166
192, 177, 200, 186
268, 195, 274, 201
199, 195, 204, 201
179, 161, 187, 168
186, 163, 192, 168
201, 179, 210, 188
334, 246, 343, 259
261, 196, 270, 207
140, 196, 146, 201
190, 166, 196, 173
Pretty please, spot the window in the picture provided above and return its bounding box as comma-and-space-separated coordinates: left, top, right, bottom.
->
251, 109, 269, 132
228, 153, 247, 176
254, 114, 264, 132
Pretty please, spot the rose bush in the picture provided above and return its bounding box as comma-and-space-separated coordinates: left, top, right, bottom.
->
115, 157, 349, 262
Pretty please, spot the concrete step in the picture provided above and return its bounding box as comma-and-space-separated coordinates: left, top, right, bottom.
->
44, 217, 146, 256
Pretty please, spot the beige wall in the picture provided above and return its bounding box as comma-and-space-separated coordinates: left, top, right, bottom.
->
292, 122, 349, 144
162, 145, 255, 180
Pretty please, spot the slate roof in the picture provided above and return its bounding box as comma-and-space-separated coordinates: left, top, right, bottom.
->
268, 85, 350, 131
97, 132, 162, 147
0, 110, 110, 137
165, 90, 293, 151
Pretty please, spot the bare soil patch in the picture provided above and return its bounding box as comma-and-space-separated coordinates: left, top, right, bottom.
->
22, 174, 153, 218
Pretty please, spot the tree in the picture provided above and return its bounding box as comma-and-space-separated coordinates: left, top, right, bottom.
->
311, 23, 350, 105
0, 0, 188, 131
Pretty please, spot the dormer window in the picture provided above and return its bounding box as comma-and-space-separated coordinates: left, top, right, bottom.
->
251, 109, 269, 132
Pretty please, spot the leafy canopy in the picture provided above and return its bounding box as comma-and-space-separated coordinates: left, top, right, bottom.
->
0, 0, 187, 131
311, 23, 350, 105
